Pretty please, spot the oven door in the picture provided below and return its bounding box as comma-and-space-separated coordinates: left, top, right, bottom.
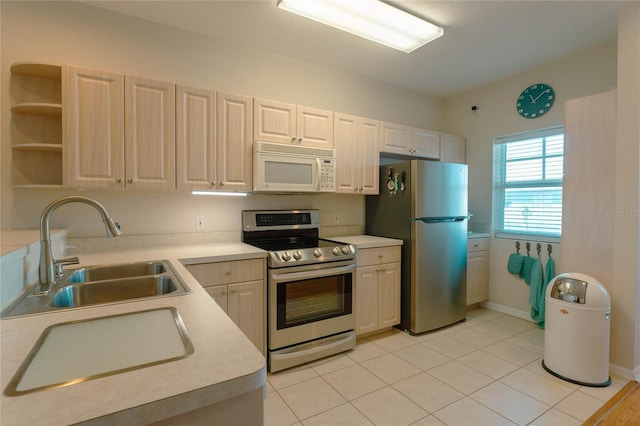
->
268, 261, 355, 350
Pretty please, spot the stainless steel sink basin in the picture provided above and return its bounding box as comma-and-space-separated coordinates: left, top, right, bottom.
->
0, 260, 190, 318
50, 276, 178, 308
65, 261, 166, 283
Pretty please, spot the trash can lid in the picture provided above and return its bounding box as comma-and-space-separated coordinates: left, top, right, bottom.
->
547, 272, 611, 307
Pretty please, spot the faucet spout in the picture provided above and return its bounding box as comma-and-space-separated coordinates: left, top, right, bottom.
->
38, 196, 122, 292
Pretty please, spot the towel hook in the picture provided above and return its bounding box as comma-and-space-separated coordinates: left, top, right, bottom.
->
547, 244, 553, 256
536, 243, 541, 257
515, 241, 520, 253
525, 242, 531, 255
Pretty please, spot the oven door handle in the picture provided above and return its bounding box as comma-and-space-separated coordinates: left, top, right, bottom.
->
271, 263, 355, 282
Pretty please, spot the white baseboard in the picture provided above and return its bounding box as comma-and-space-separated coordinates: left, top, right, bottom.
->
479, 301, 535, 323
608, 363, 637, 381
480, 302, 639, 382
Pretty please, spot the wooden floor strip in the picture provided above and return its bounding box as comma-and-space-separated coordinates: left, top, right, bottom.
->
584, 381, 640, 425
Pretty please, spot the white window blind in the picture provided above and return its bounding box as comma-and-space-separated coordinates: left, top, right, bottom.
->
494, 127, 564, 237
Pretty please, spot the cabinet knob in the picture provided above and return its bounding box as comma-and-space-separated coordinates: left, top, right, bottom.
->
127, 178, 133, 184
291, 137, 296, 143
225, 270, 232, 275
116, 177, 122, 184
211, 181, 216, 186
231, 289, 237, 294
298, 137, 303, 143
220, 181, 225, 186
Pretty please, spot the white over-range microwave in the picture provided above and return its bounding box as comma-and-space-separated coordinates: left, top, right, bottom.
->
253, 141, 336, 193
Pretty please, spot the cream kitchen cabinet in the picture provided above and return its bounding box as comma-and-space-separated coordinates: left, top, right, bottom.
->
176, 89, 252, 192
334, 113, 379, 194
125, 76, 176, 190
63, 66, 176, 190
466, 237, 489, 305
253, 98, 334, 148
440, 132, 466, 164
185, 258, 265, 354
380, 121, 440, 159
215, 92, 253, 192
355, 246, 401, 335
10, 62, 63, 188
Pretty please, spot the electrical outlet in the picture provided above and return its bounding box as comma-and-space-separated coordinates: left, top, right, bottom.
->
195, 216, 205, 231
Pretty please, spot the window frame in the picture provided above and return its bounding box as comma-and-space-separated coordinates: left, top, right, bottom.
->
493, 126, 564, 240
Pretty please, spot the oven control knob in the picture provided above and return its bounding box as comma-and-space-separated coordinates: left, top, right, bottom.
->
281, 251, 292, 261
332, 247, 341, 256
293, 250, 302, 260
341, 246, 351, 254
313, 248, 322, 257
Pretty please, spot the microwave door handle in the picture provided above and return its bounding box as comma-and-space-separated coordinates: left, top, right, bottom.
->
315, 158, 321, 190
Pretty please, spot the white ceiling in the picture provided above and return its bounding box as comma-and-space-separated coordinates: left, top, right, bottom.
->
82, 0, 626, 98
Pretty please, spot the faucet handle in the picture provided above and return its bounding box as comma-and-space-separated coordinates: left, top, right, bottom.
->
54, 257, 80, 279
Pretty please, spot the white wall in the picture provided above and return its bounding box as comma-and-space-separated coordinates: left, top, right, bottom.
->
442, 43, 617, 318
444, 3, 640, 378
0, 1, 443, 237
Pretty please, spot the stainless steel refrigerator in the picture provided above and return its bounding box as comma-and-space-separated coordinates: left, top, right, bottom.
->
366, 159, 468, 334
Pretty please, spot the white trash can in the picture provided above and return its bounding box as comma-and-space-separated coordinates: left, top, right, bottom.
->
542, 272, 611, 387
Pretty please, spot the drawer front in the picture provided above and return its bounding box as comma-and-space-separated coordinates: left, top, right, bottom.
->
467, 238, 489, 252
186, 258, 264, 286
357, 246, 401, 266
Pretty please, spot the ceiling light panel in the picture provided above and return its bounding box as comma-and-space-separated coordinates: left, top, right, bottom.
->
277, 0, 443, 53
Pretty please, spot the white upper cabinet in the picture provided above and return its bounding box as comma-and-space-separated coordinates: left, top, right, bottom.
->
63, 65, 125, 189
254, 98, 333, 148
412, 127, 440, 159
176, 85, 216, 191
216, 92, 253, 192
334, 113, 379, 194
380, 121, 441, 159
125, 76, 176, 190
380, 121, 411, 154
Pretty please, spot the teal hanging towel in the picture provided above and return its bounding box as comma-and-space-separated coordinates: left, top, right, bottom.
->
508, 241, 524, 274
537, 250, 555, 329
528, 258, 544, 325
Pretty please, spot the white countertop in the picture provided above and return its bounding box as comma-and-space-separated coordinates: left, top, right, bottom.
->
328, 235, 403, 249
1, 242, 268, 426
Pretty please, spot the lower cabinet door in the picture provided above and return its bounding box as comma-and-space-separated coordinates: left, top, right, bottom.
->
227, 280, 265, 353
204, 286, 228, 313
378, 262, 400, 328
356, 265, 379, 334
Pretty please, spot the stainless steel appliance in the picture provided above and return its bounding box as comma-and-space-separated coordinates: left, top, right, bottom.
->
253, 142, 336, 193
242, 209, 356, 372
366, 159, 468, 334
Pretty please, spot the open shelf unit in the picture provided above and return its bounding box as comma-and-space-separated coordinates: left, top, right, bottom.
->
10, 62, 63, 188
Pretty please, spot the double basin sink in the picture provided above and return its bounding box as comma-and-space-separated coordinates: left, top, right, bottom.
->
1, 260, 191, 318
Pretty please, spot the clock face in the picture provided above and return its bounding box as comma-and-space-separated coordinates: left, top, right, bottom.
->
516, 83, 555, 118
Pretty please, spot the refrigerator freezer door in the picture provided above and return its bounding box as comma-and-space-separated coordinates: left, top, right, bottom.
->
410, 219, 467, 333
412, 161, 468, 219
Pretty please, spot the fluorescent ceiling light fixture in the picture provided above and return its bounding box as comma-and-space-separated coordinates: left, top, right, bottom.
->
276, 0, 443, 53
191, 191, 249, 197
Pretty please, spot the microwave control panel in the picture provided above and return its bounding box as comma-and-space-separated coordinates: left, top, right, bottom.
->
319, 158, 336, 192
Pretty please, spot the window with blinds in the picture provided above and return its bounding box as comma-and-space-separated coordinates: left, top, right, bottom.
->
494, 127, 564, 237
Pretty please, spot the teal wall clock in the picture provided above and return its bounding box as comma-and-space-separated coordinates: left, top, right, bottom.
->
516, 83, 555, 118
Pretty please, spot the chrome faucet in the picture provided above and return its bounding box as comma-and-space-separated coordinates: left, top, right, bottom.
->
37, 196, 122, 294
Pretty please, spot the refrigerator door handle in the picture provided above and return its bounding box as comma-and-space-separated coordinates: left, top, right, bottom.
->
411, 216, 468, 223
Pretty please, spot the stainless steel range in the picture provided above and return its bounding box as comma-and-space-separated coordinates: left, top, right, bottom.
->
242, 209, 357, 372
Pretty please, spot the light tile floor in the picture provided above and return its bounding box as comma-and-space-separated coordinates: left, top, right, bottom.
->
265, 307, 626, 426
